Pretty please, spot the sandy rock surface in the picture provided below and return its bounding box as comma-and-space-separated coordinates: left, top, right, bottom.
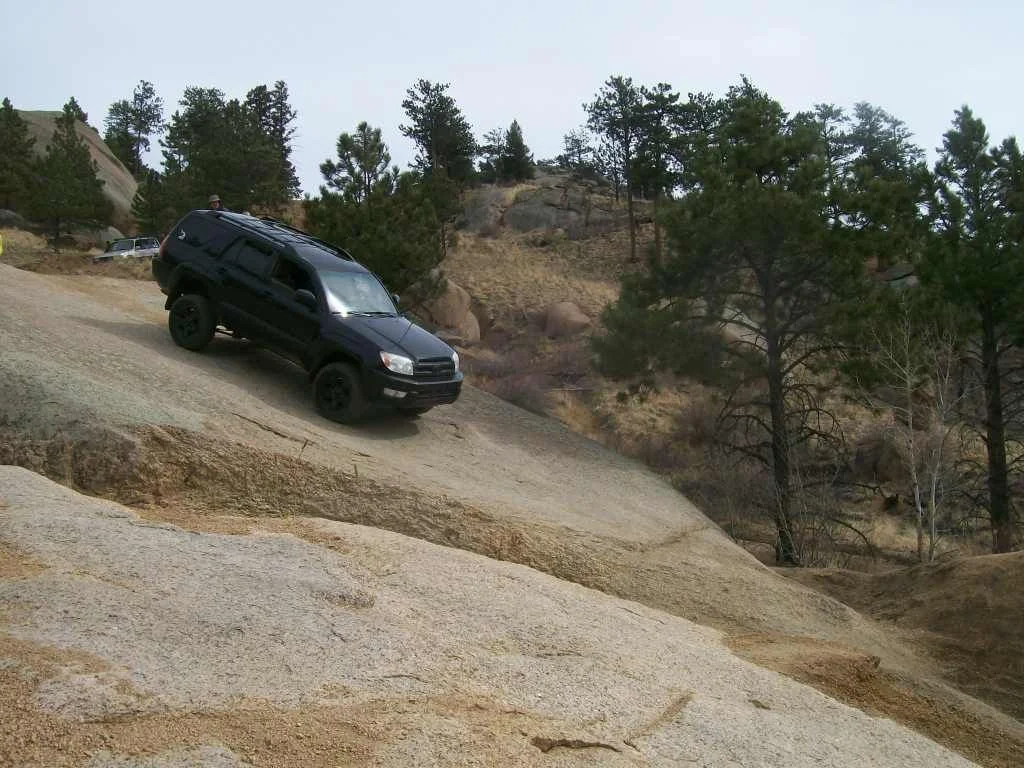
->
0, 468, 979, 768
1, 264, 1022, 765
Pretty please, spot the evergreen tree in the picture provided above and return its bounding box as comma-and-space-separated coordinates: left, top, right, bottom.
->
558, 127, 594, 177
921, 107, 1024, 553
498, 120, 534, 181
131, 169, 179, 236
585, 76, 645, 260
65, 96, 88, 124
0, 97, 36, 211
160, 83, 297, 213
245, 80, 301, 202
477, 127, 505, 182
103, 80, 164, 178
320, 121, 396, 203
28, 102, 111, 241
305, 171, 442, 294
843, 103, 932, 269
399, 79, 477, 183
595, 80, 867, 565
634, 83, 682, 260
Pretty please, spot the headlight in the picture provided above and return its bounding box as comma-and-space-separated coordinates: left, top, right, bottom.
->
380, 351, 414, 375
452, 351, 460, 372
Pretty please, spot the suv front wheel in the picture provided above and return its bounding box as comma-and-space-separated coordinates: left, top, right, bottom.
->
169, 293, 216, 351
313, 362, 367, 424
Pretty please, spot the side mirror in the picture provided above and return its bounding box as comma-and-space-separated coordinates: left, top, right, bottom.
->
294, 288, 317, 311
391, 293, 400, 307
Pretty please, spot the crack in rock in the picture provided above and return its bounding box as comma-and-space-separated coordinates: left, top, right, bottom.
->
531, 736, 621, 753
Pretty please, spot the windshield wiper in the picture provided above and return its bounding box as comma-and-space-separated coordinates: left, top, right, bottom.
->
344, 310, 396, 317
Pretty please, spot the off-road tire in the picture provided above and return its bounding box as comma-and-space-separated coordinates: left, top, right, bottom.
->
313, 362, 367, 424
168, 294, 216, 351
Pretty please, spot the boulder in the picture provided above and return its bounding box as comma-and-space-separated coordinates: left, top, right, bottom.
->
544, 301, 592, 338
71, 225, 125, 249
433, 311, 481, 347
0, 209, 29, 229
455, 310, 481, 344
423, 278, 472, 328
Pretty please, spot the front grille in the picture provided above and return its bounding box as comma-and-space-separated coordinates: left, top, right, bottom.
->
413, 357, 456, 380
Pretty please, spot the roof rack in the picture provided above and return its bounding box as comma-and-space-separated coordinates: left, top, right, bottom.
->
258, 216, 354, 261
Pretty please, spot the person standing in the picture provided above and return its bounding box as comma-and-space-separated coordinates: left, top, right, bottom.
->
208, 194, 229, 212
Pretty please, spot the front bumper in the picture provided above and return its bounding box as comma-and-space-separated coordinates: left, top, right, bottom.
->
366, 368, 463, 407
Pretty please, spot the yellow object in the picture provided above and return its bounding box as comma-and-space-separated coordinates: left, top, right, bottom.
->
0, 233, 4, 257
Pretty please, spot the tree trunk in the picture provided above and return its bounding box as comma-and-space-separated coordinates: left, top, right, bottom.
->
653, 191, 662, 263
981, 315, 1014, 553
904, 325, 925, 563
928, 465, 940, 562
626, 189, 636, 262
765, 310, 799, 566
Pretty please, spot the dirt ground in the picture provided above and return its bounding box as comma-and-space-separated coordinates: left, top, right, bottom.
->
1, 262, 1022, 765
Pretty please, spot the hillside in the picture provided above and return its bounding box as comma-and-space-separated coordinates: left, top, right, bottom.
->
0, 238, 1023, 764
18, 110, 137, 232
784, 554, 1024, 721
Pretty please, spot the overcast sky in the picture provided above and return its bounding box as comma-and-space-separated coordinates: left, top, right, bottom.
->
3, 0, 1021, 195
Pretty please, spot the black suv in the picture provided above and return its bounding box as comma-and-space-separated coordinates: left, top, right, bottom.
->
152, 210, 462, 423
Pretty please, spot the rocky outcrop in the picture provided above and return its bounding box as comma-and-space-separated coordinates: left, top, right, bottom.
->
19, 111, 138, 233
544, 301, 592, 338
457, 169, 638, 241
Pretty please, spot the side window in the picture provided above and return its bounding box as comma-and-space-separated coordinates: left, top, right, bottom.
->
176, 215, 233, 257
270, 257, 314, 293
231, 240, 275, 277
112, 240, 131, 252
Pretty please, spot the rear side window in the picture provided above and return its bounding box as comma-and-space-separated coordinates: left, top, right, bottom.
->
175, 214, 234, 256
230, 241, 275, 277
111, 240, 132, 252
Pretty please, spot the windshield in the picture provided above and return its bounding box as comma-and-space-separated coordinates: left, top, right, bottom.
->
319, 271, 396, 316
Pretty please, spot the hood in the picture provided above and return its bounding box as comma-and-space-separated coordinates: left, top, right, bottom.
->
340, 315, 455, 359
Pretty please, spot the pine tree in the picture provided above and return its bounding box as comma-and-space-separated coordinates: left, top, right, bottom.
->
29, 102, 111, 242
66, 96, 88, 124
399, 79, 477, 183
921, 107, 1024, 553
0, 97, 36, 211
161, 84, 291, 213
320, 121, 396, 203
498, 120, 534, 181
477, 127, 505, 182
305, 171, 442, 294
595, 80, 868, 565
245, 80, 301, 204
103, 80, 164, 177
131, 169, 179, 236
585, 76, 645, 260
634, 83, 682, 260
558, 127, 594, 177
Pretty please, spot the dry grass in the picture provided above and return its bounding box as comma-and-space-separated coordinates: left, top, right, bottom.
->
443, 228, 646, 323
2, 244, 156, 281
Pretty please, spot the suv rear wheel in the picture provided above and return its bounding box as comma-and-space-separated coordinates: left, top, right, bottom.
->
314, 362, 367, 424
169, 294, 216, 351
